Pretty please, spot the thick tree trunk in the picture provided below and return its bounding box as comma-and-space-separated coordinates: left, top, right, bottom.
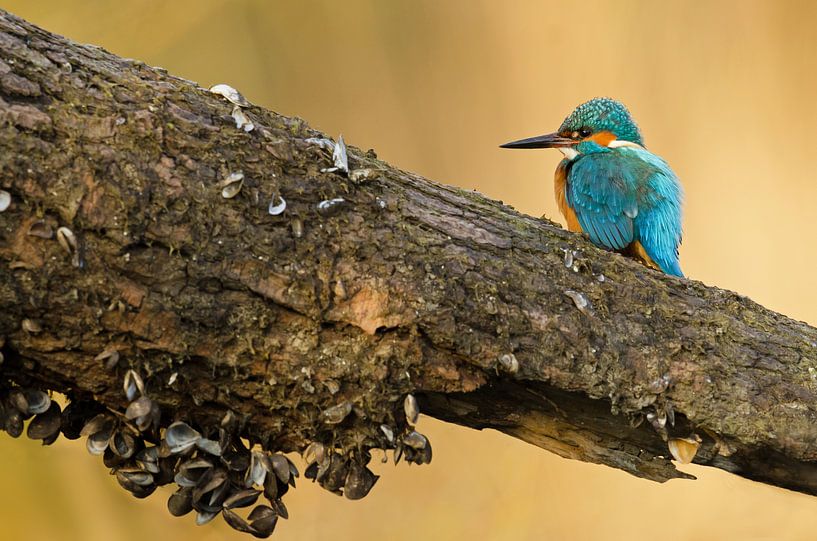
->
2, 9, 817, 525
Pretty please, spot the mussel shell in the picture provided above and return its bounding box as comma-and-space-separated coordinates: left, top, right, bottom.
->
403, 431, 428, 450
135, 447, 160, 474
195, 510, 218, 526
195, 437, 222, 456
269, 454, 293, 485
128, 483, 158, 499
27, 402, 62, 441
321, 402, 352, 424
192, 468, 228, 510
80, 413, 115, 438
319, 454, 348, 494
8, 390, 28, 414
167, 487, 194, 517
103, 447, 128, 468
248, 505, 278, 537
86, 431, 110, 455
223, 445, 251, 472
0, 190, 10, 212
220, 173, 244, 199
125, 396, 153, 420
270, 498, 288, 520
41, 430, 60, 446
123, 369, 144, 402
116, 469, 154, 487
245, 450, 271, 487
175, 457, 213, 487
165, 421, 201, 453
109, 430, 137, 458
222, 508, 255, 535
5, 409, 23, 438
404, 394, 420, 425
223, 488, 261, 510
343, 461, 379, 500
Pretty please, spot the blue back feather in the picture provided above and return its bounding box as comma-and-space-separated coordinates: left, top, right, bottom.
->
566, 145, 683, 276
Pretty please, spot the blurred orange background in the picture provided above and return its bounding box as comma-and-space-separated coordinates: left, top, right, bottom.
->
3, 1, 817, 540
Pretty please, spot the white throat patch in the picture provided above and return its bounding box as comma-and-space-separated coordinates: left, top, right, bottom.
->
559, 147, 579, 160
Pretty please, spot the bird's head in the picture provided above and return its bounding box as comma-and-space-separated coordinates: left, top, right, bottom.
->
501, 97, 643, 158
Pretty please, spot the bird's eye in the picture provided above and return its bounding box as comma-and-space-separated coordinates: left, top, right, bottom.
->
578, 127, 592, 138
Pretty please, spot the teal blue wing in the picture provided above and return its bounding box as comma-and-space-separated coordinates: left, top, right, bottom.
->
566, 152, 638, 251
626, 149, 684, 276
567, 148, 683, 276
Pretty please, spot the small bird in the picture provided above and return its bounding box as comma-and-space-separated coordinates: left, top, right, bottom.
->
501, 97, 684, 276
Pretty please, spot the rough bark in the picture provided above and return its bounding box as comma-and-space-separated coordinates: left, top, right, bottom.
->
2, 7, 817, 509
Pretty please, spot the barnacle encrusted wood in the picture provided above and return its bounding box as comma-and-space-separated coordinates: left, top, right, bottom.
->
2, 8, 817, 533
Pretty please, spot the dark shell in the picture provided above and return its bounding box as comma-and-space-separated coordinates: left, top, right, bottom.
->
223, 445, 251, 472
41, 430, 60, 446
262, 471, 278, 501
195, 511, 218, 526
192, 468, 229, 512
168, 487, 194, 517
270, 498, 289, 520
222, 508, 255, 535
304, 461, 318, 481
8, 390, 28, 415
321, 402, 352, 424
103, 447, 128, 468
117, 469, 154, 487
128, 483, 158, 499
319, 454, 348, 494
269, 454, 291, 485
135, 447, 160, 474
11, 389, 50, 416
27, 402, 62, 441
5, 409, 23, 438
109, 430, 137, 458
248, 505, 278, 538
403, 431, 428, 450
343, 461, 379, 500
404, 439, 433, 465
80, 413, 115, 438
175, 457, 213, 487
223, 488, 261, 510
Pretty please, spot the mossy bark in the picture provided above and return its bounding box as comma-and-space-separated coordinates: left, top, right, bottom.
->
2, 9, 817, 498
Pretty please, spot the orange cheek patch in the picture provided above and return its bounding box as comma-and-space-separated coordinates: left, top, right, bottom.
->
585, 130, 617, 147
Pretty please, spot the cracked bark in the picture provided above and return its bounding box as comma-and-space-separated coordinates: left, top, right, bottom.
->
1, 7, 817, 514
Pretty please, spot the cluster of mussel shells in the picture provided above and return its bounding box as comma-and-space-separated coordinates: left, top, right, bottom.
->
299, 394, 432, 500
0, 387, 66, 443
302, 442, 379, 500
78, 408, 294, 538
89, 368, 295, 538
0, 367, 433, 537
83, 412, 293, 537
0, 370, 293, 537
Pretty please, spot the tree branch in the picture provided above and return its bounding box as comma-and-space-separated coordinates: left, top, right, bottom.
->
2, 8, 817, 535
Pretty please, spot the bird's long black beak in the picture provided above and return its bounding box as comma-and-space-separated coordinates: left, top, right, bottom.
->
500, 132, 575, 149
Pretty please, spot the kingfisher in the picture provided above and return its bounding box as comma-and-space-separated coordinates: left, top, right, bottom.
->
501, 97, 684, 277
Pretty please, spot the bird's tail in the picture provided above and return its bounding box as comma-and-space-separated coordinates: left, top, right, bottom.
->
660, 258, 684, 277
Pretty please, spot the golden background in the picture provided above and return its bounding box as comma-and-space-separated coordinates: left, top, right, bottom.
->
3, 1, 817, 539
